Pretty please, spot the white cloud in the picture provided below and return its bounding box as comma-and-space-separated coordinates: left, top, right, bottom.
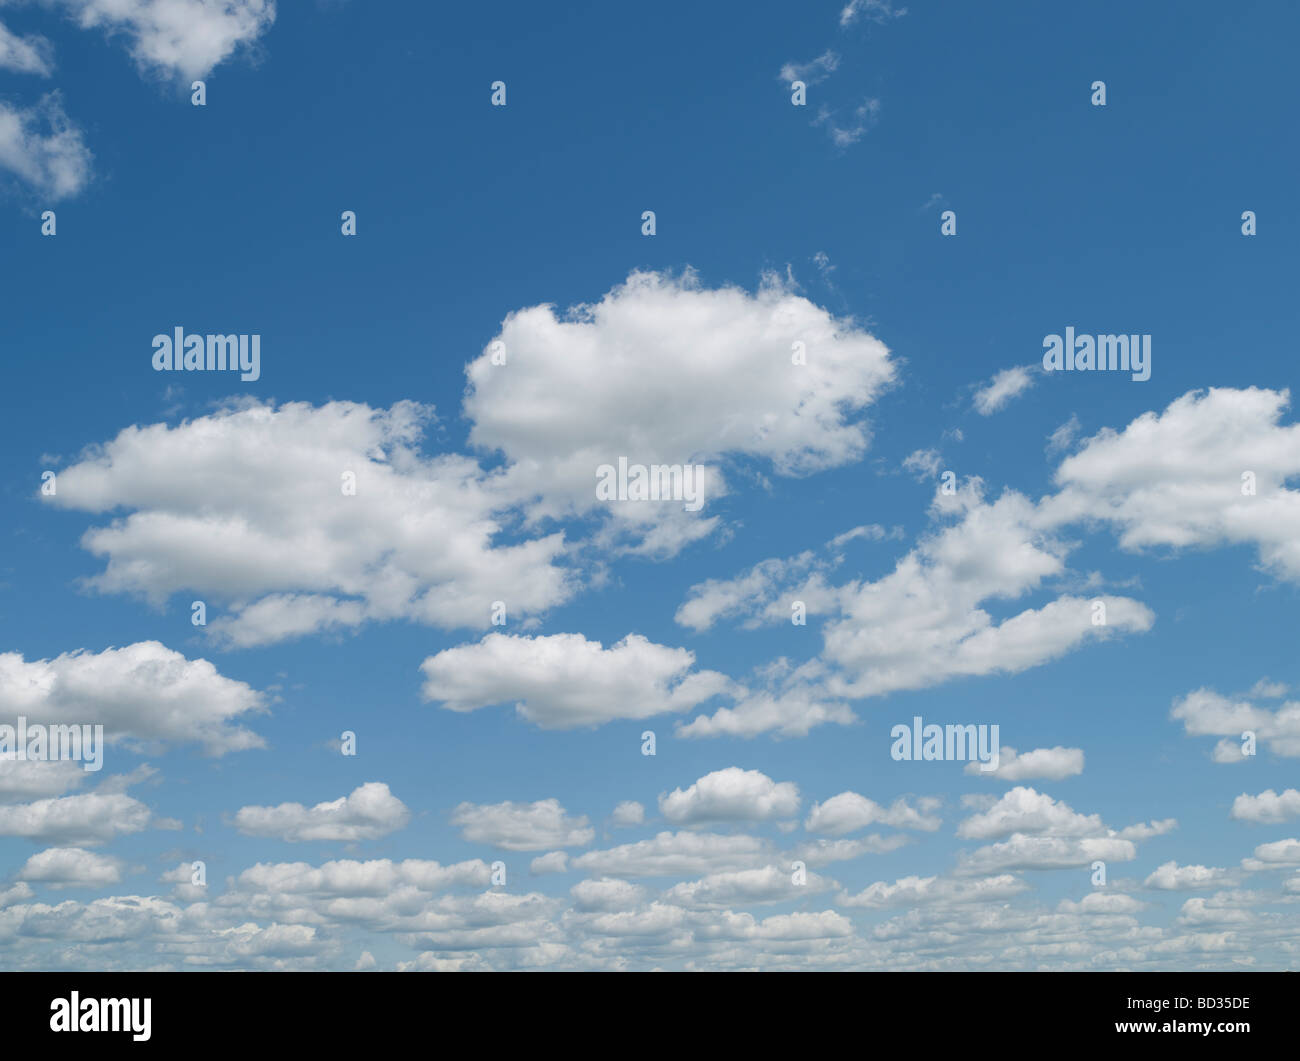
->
902, 448, 942, 480
18, 846, 124, 886
0, 791, 156, 845
0, 760, 87, 802
804, 792, 941, 835
1231, 789, 1300, 824
820, 489, 1154, 700
778, 50, 839, 85
450, 799, 593, 851
232, 782, 410, 843
50, 0, 275, 81
658, 768, 800, 825
1144, 861, 1231, 891
0, 20, 52, 73
838, 874, 1027, 908
0, 640, 266, 755
840, 0, 907, 26
610, 801, 644, 828
529, 851, 569, 875
570, 878, 646, 912
0, 93, 91, 199
973, 365, 1036, 415
964, 746, 1084, 782
1171, 687, 1300, 759
663, 865, 832, 908
1049, 387, 1300, 581
571, 831, 770, 878
1242, 838, 1300, 871
462, 269, 896, 551
420, 632, 731, 730
956, 787, 1105, 841
956, 834, 1136, 875
44, 401, 574, 647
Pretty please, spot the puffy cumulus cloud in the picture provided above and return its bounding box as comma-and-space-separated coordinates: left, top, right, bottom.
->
964, 746, 1084, 782
571, 831, 771, 879
610, 801, 645, 828
462, 269, 896, 552
0, 760, 87, 803
569, 878, 647, 913
658, 768, 799, 825
804, 792, 941, 835
0, 791, 159, 845
973, 364, 1036, 416
955, 835, 1137, 876
838, 874, 1028, 909
956, 787, 1108, 841
48, 0, 275, 82
232, 782, 410, 843
529, 851, 568, 875
0, 93, 91, 199
17, 846, 125, 886
1231, 789, 1300, 824
449, 799, 593, 851
1241, 838, 1300, 872
0, 20, 53, 74
1171, 687, 1300, 759
662, 865, 833, 908
420, 632, 731, 730
1117, 819, 1178, 842
1144, 861, 1233, 891
1048, 387, 1300, 580
43, 401, 573, 647
0, 641, 266, 755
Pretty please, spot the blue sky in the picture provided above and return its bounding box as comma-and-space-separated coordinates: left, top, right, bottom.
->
1, 0, 1299, 970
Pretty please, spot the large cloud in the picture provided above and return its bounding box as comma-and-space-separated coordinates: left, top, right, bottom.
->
0, 641, 266, 755
420, 632, 732, 729
44, 401, 573, 647
463, 269, 896, 552
1048, 387, 1300, 580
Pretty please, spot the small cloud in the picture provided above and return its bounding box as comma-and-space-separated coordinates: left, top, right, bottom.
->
1047, 414, 1082, 454
841, 0, 908, 27
778, 50, 840, 85
813, 98, 881, 147
0, 93, 92, 200
973, 365, 1037, 416
902, 448, 941, 480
